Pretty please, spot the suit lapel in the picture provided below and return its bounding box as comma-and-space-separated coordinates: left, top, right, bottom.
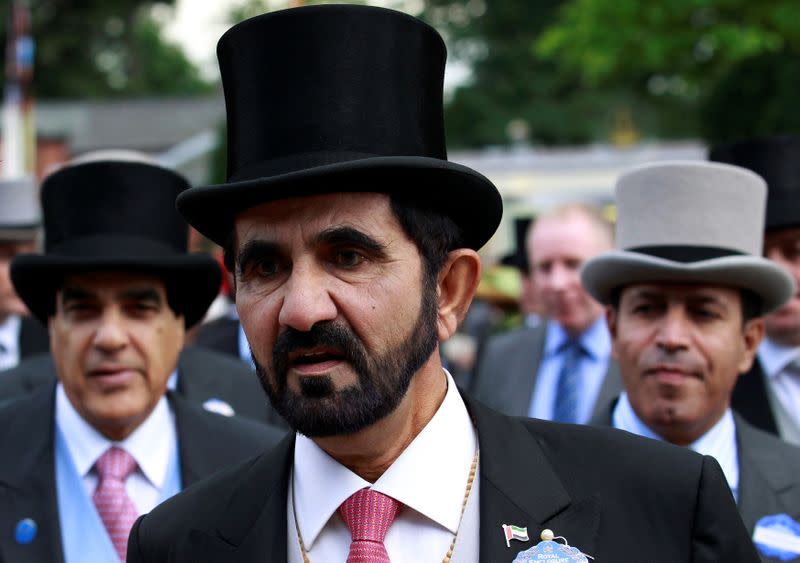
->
736, 416, 800, 532
176, 433, 295, 562
0, 386, 64, 563
467, 397, 600, 560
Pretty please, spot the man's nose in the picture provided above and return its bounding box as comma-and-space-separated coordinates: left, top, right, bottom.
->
278, 265, 337, 332
655, 308, 691, 351
548, 263, 575, 291
93, 308, 129, 351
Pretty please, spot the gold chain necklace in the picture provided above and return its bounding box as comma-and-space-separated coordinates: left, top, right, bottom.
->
294, 449, 479, 563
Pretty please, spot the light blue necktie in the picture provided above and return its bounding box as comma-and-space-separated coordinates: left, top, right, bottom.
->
553, 340, 585, 423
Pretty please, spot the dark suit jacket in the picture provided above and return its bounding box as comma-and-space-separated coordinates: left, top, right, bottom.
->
17, 315, 49, 361
0, 384, 286, 563
192, 317, 242, 361
470, 324, 622, 421
0, 347, 288, 428
127, 396, 758, 562
592, 399, 800, 561
732, 359, 780, 436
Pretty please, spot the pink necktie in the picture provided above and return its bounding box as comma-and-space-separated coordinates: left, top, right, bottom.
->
92, 447, 139, 561
339, 488, 401, 562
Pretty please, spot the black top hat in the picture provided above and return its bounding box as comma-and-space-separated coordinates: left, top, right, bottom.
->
10, 160, 221, 327
176, 4, 502, 250
500, 217, 533, 273
709, 135, 800, 231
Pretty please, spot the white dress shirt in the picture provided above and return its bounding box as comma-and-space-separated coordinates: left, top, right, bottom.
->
55, 384, 178, 515
758, 338, 800, 435
612, 392, 740, 499
287, 370, 479, 562
0, 314, 21, 371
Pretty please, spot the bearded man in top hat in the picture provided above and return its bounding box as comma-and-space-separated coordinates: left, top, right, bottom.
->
127, 6, 758, 562
582, 161, 800, 560
0, 178, 49, 370
710, 136, 800, 446
0, 155, 285, 563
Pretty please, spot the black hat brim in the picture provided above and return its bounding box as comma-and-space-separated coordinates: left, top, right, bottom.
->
11, 253, 222, 328
177, 155, 503, 250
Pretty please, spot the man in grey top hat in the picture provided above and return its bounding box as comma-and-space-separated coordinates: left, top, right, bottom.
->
711, 136, 800, 445
128, 5, 758, 562
583, 161, 800, 560
0, 178, 49, 371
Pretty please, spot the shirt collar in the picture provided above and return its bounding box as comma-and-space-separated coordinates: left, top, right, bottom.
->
0, 314, 21, 354
292, 369, 478, 549
55, 383, 175, 488
758, 337, 800, 379
612, 392, 739, 491
544, 315, 610, 360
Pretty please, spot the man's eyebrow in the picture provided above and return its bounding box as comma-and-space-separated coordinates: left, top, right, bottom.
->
120, 287, 163, 304
687, 293, 726, 307
60, 286, 94, 303
237, 240, 281, 272
314, 226, 387, 256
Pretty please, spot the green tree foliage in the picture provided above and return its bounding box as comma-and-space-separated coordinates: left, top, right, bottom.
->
1, 0, 212, 98
703, 51, 800, 144
423, 0, 588, 147
419, 0, 667, 147
537, 0, 800, 141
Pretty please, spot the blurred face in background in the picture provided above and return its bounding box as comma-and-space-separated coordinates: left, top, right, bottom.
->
0, 239, 36, 322
763, 227, 800, 346
528, 209, 612, 337
49, 272, 185, 441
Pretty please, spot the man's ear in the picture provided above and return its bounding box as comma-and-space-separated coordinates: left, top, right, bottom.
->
738, 317, 765, 375
436, 249, 481, 341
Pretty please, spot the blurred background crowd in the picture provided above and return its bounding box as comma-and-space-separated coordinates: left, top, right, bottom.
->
2, 0, 800, 559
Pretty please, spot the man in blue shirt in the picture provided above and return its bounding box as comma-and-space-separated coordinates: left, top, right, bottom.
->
472, 203, 621, 423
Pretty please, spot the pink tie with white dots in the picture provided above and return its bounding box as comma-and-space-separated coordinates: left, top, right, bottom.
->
338, 488, 401, 562
92, 446, 140, 561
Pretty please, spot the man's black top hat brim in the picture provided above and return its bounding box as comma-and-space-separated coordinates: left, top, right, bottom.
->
11, 253, 221, 328
177, 155, 503, 251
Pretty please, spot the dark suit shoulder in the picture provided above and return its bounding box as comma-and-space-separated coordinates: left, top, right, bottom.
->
521, 416, 707, 483
0, 353, 54, 400
174, 395, 285, 447
737, 415, 800, 465
129, 433, 293, 562
480, 325, 544, 359
135, 454, 260, 544
192, 317, 240, 357
470, 326, 544, 410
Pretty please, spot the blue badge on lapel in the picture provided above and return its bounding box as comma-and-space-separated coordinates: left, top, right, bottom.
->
512, 530, 592, 562
512, 540, 589, 562
753, 514, 800, 561
15, 518, 37, 544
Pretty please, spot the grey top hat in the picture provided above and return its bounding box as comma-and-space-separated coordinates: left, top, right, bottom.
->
581, 161, 795, 314
0, 177, 40, 241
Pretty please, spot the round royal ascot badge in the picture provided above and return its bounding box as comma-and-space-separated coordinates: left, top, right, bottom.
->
512, 540, 590, 563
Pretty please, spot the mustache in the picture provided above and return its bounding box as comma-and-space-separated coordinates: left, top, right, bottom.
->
641, 350, 703, 377
272, 321, 365, 377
